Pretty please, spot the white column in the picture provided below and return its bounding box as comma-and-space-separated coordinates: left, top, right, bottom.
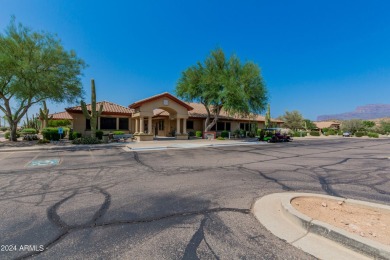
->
148, 116, 152, 134
183, 118, 187, 134
140, 117, 144, 133
135, 118, 139, 133
176, 118, 181, 134
116, 118, 120, 130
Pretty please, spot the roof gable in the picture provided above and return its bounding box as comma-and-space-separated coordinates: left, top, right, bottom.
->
129, 92, 193, 111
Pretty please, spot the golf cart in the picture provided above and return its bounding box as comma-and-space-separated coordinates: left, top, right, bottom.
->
260, 128, 292, 143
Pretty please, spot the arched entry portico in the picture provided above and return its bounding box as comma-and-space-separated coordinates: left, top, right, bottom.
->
129, 93, 193, 141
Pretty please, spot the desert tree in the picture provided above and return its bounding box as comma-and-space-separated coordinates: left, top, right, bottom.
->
176, 48, 268, 131
0, 18, 85, 141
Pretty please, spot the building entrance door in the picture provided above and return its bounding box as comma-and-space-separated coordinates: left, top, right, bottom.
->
154, 123, 158, 137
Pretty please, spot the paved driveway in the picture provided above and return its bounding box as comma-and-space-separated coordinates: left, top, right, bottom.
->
0, 139, 389, 259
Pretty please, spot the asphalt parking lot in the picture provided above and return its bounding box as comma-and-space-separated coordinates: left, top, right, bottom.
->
0, 138, 389, 259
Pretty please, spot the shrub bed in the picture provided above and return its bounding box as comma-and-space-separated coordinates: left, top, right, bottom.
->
195, 131, 202, 137
72, 131, 82, 140
368, 132, 379, 138
221, 130, 229, 138
5, 131, 21, 139
96, 130, 104, 140
113, 131, 125, 135
21, 128, 37, 135
355, 131, 366, 137
72, 137, 101, 145
216, 136, 225, 140
0, 127, 8, 132
293, 131, 306, 137
48, 119, 72, 127
23, 135, 39, 141
42, 128, 62, 141
310, 131, 320, 136
326, 129, 336, 135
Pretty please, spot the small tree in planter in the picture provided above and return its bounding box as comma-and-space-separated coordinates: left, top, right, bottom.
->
81, 79, 103, 138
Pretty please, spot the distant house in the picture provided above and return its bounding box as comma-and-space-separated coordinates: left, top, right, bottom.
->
49, 93, 283, 141
314, 121, 341, 131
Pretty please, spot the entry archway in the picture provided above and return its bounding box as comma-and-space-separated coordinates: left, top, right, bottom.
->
128, 93, 193, 141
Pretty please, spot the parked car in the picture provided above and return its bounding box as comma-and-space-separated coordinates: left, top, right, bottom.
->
342, 132, 352, 137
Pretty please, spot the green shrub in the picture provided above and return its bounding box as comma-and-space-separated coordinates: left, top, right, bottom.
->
113, 131, 125, 135
42, 127, 69, 140
310, 131, 320, 136
195, 131, 202, 137
72, 137, 101, 145
0, 127, 8, 132
221, 130, 229, 138
42, 127, 67, 141
327, 129, 336, 135
68, 129, 74, 140
293, 131, 306, 137
355, 131, 365, 137
48, 119, 72, 127
367, 132, 379, 138
216, 136, 225, 140
21, 128, 37, 135
72, 131, 82, 139
42, 128, 62, 141
96, 130, 104, 140
188, 131, 195, 137
5, 131, 21, 139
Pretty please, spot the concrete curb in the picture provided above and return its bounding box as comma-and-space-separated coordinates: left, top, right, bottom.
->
126, 141, 266, 151
253, 193, 390, 259
0, 143, 127, 152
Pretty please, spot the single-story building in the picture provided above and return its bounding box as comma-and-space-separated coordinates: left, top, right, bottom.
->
49, 93, 283, 141
314, 121, 341, 132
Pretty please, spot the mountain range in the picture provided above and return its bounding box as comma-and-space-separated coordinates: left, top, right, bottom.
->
317, 104, 390, 121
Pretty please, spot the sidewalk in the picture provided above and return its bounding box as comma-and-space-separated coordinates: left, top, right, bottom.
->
124, 138, 263, 151
0, 137, 264, 152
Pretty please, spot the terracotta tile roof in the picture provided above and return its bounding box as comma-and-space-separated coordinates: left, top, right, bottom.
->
129, 92, 194, 111
186, 102, 282, 122
315, 121, 341, 129
66, 101, 133, 115
49, 111, 73, 120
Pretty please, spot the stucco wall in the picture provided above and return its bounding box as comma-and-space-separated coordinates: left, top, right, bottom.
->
69, 112, 132, 136
138, 97, 189, 118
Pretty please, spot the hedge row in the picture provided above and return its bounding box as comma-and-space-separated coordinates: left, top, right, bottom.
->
310, 131, 320, 136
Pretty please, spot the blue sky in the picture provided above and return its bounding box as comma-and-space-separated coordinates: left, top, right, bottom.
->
1, 0, 390, 120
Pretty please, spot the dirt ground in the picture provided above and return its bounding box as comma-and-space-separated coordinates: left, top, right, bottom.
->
292, 197, 390, 246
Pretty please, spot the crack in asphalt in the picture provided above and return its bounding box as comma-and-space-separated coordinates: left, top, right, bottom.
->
182, 216, 220, 260
16, 184, 249, 259
318, 176, 342, 197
